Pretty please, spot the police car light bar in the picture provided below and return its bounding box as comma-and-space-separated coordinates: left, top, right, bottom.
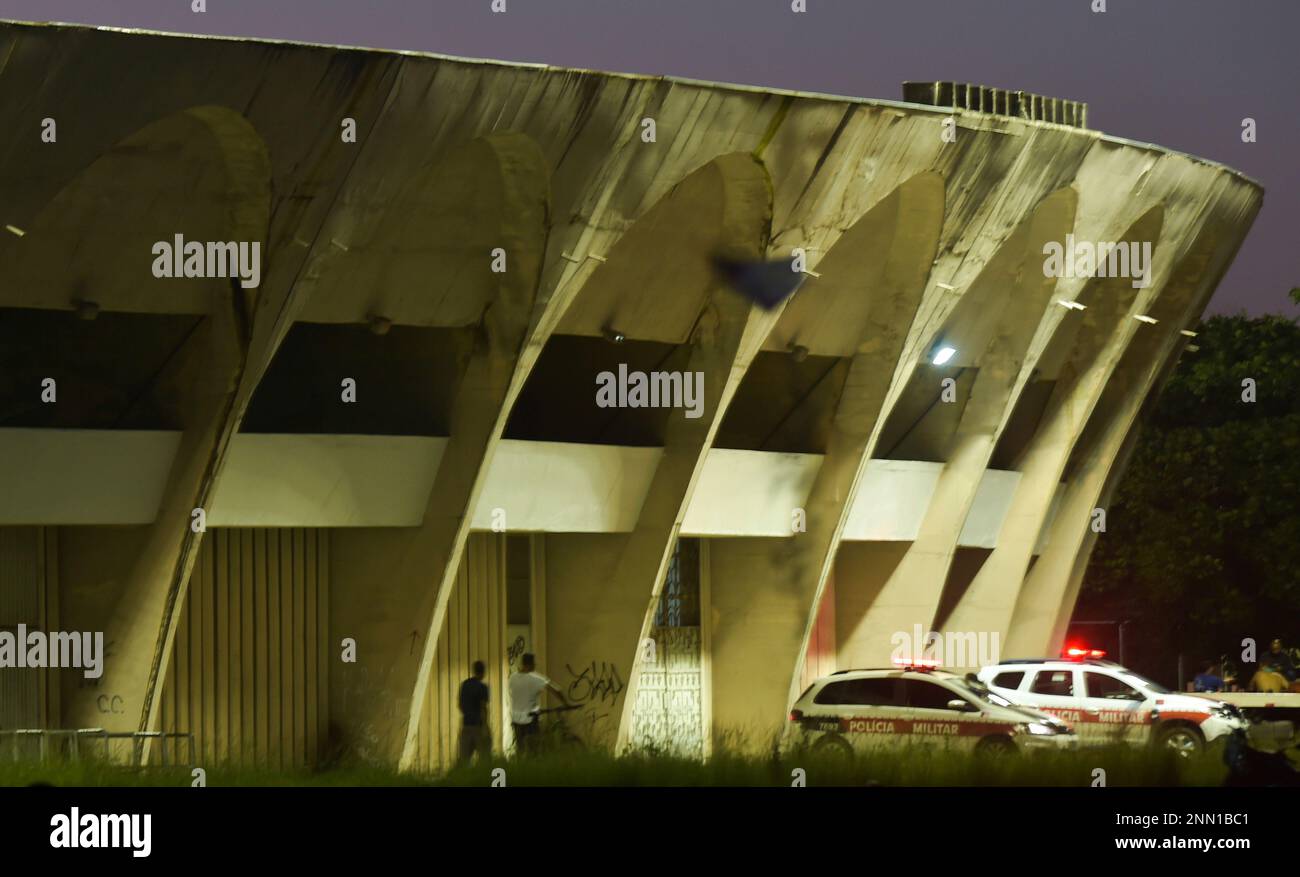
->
892, 656, 943, 669
1063, 647, 1107, 660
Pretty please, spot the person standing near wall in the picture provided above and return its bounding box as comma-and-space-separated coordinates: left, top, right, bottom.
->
457, 660, 491, 765
508, 653, 568, 753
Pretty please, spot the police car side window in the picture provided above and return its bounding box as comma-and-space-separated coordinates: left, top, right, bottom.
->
992, 671, 1024, 690
813, 679, 899, 706
1084, 672, 1142, 701
1030, 670, 1075, 696
903, 680, 962, 710
814, 682, 849, 705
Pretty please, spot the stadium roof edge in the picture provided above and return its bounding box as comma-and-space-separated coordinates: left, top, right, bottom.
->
0, 18, 1263, 193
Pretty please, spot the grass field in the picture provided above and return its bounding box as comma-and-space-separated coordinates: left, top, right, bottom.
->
0, 743, 1233, 788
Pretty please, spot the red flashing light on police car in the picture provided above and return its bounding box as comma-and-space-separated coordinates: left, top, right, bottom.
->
1062, 645, 1107, 660
892, 656, 943, 669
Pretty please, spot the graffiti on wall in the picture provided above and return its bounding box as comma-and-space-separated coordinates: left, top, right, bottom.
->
506, 634, 527, 669
564, 660, 625, 706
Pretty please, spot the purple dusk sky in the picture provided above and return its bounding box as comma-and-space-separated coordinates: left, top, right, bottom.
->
2, 0, 1295, 316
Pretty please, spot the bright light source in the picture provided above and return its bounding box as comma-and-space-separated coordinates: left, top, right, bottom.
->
1134, 314, 1158, 325
1063, 646, 1107, 660
4, 224, 24, 237
1056, 299, 1086, 311
936, 282, 956, 291
892, 656, 942, 669
1179, 329, 1198, 337
931, 346, 956, 366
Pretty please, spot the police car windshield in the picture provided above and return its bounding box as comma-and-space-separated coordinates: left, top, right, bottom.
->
1118, 670, 1168, 694
952, 676, 1013, 707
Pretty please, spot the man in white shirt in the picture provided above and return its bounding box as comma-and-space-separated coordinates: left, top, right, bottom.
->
508, 652, 569, 753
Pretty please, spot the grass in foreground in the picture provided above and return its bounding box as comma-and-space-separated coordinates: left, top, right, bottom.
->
0, 743, 1230, 788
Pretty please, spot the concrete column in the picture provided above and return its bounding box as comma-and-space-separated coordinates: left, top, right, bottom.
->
1008, 223, 1247, 655
47, 107, 276, 737
838, 190, 1075, 667
310, 134, 551, 768
607, 294, 774, 750
941, 208, 1174, 645
60, 310, 244, 734
705, 173, 947, 725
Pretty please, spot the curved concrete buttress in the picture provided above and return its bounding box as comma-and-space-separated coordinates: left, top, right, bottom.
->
0, 35, 413, 751
13, 107, 274, 735
1009, 214, 1254, 656
3, 106, 269, 314
518, 152, 776, 752
396, 134, 552, 770
940, 205, 1172, 644
706, 173, 945, 746
837, 187, 1077, 669
284, 133, 552, 767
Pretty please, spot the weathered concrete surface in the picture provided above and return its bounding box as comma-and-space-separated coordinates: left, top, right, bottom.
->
0, 22, 1262, 764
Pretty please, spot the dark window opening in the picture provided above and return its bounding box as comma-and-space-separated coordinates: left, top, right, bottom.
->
242, 322, 470, 436
505, 334, 688, 447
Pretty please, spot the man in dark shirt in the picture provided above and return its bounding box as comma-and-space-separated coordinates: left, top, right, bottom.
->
1265, 639, 1297, 683
457, 660, 490, 765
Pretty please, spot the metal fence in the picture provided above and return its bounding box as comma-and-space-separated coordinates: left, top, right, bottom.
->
0, 729, 196, 768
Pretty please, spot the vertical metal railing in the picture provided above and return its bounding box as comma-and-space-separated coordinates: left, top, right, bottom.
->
902, 81, 1089, 130
0, 728, 196, 768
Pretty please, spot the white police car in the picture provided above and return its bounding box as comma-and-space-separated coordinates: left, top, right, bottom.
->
785, 663, 1077, 757
976, 653, 1247, 756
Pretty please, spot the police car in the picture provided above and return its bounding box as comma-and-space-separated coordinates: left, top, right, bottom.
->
785, 662, 1077, 757
976, 651, 1247, 756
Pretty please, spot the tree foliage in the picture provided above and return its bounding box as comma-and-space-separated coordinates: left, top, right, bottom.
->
1080, 314, 1300, 682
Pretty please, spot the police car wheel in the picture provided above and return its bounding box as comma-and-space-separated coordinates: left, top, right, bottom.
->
811, 734, 854, 762
975, 735, 1017, 757
1156, 724, 1203, 758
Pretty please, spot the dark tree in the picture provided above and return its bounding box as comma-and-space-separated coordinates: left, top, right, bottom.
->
1078, 312, 1300, 685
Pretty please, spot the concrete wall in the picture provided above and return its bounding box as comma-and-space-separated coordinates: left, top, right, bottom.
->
0, 430, 1052, 545
541, 533, 636, 747
709, 537, 811, 751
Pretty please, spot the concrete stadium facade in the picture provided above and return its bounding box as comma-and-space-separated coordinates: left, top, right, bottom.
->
0, 22, 1262, 771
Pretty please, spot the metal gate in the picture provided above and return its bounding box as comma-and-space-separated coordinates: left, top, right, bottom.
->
630, 539, 706, 758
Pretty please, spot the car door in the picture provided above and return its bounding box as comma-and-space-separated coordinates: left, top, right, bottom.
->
1081, 671, 1148, 745
900, 678, 978, 752
812, 677, 904, 751
811, 680, 904, 753
1024, 667, 1091, 742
